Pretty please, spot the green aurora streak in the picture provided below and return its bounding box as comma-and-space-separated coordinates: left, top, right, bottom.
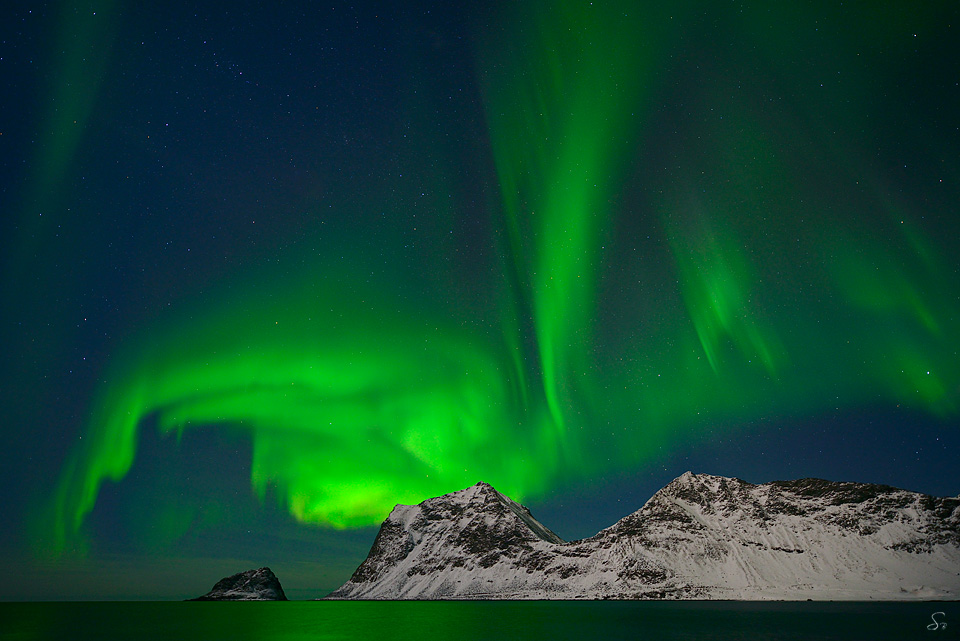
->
42, 1, 959, 554
6, 1, 119, 292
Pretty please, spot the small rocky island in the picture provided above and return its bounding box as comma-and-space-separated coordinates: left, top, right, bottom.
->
190, 566, 287, 601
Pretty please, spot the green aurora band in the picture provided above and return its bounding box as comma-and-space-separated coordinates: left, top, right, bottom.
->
42, 1, 959, 554
478, 2, 669, 438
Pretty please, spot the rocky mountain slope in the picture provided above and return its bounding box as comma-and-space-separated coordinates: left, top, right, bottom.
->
190, 567, 288, 601
326, 473, 960, 600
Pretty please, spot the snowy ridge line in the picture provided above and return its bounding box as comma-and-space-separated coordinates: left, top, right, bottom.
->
326, 473, 960, 600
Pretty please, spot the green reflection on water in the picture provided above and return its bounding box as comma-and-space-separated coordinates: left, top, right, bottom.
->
0, 601, 953, 641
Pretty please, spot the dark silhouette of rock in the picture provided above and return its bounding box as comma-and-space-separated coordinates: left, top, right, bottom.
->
190, 567, 288, 601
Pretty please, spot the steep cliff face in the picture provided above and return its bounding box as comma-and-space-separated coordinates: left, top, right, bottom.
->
327, 473, 960, 600
190, 567, 288, 601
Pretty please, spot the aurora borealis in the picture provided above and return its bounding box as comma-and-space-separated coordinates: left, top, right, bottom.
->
2, 1, 959, 599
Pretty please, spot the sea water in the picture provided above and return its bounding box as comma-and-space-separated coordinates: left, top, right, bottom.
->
1, 601, 955, 640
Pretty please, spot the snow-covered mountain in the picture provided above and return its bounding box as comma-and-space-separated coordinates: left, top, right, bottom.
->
326, 473, 960, 600
190, 567, 288, 601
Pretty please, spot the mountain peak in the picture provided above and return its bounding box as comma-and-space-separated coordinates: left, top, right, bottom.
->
461, 480, 504, 501
669, 471, 747, 486
327, 482, 564, 599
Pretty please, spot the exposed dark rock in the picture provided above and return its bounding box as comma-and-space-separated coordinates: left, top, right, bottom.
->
189, 567, 287, 601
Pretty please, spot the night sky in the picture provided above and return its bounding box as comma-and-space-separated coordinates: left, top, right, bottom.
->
2, 1, 959, 600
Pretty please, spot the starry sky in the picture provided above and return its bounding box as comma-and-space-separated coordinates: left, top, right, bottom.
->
2, 0, 959, 600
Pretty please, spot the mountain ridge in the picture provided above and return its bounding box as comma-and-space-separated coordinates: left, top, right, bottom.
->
326, 472, 960, 600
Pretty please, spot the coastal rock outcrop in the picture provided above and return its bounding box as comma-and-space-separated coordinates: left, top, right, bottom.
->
190, 567, 288, 601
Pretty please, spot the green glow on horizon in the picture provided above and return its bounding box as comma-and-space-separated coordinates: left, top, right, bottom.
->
45, 275, 561, 552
